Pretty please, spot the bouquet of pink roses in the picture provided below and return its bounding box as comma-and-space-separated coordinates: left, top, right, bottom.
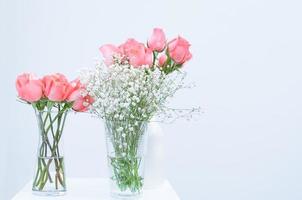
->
100, 28, 192, 74
16, 73, 93, 194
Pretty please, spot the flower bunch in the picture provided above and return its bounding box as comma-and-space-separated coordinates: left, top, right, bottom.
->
16, 73, 94, 112
100, 28, 192, 74
82, 28, 195, 121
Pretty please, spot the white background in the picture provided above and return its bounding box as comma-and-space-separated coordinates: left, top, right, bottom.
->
1, 0, 302, 199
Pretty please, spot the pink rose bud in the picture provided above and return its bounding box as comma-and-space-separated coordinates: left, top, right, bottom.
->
147, 28, 166, 52
168, 36, 192, 64
159, 54, 167, 67
72, 95, 94, 112
16, 73, 43, 102
42, 73, 72, 102
99, 44, 122, 66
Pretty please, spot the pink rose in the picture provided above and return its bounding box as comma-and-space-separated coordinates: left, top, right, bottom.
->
147, 28, 166, 52
72, 95, 94, 112
168, 36, 192, 64
16, 73, 43, 102
43, 73, 73, 102
119, 39, 153, 67
144, 48, 153, 66
159, 54, 167, 67
99, 44, 122, 66
66, 79, 83, 102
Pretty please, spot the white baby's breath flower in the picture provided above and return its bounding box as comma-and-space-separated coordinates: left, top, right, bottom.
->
117, 127, 124, 132
80, 58, 199, 123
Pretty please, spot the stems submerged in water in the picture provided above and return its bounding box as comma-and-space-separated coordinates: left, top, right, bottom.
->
105, 119, 147, 194
32, 104, 69, 192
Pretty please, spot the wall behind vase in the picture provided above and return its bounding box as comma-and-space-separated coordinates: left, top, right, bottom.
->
1, 0, 302, 200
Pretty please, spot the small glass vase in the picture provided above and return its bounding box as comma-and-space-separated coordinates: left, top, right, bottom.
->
32, 108, 68, 196
104, 119, 148, 199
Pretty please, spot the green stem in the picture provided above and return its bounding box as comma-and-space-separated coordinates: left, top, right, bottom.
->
106, 120, 145, 193
33, 104, 68, 191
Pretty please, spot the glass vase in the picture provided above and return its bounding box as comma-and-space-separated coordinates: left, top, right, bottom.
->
104, 119, 148, 199
32, 108, 68, 196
